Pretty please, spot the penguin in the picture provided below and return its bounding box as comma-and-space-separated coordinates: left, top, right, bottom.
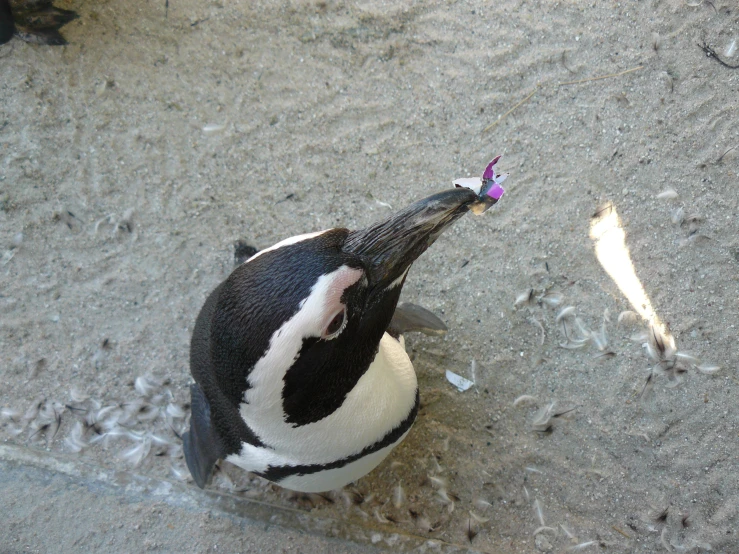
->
0, 0, 78, 46
183, 187, 483, 493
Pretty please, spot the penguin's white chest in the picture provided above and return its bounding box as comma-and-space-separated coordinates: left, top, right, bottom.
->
225, 333, 418, 491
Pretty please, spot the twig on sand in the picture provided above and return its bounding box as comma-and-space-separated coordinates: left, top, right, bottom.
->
483, 84, 540, 133
484, 64, 644, 132
558, 65, 644, 87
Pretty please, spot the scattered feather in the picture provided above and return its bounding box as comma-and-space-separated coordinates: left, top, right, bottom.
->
409, 511, 433, 533
342, 489, 364, 507
1, 407, 21, 421
64, 421, 87, 453
540, 291, 563, 308
573, 317, 591, 337
69, 387, 89, 403
134, 376, 159, 397
466, 518, 478, 542
556, 306, 577, 322
534, 498, 545, 526
148, 433, 173, 447
374, 509, 390, 524
533, 526, 557, 536
428, 453, 443, 473
214, 472, 235, 492
525, 466, 543, 474
661, 527, 673, 552
170, 464, 189, 481
473, 497, 493, 510
590, 330, 607, 351
166, 403, 186, 419
530, 317, 546, 346
136, 404, 160, 422
514, 289, 535, 308
23, 398, 44, 424
671, 207, 684, 225
567, 541, 598, 551
120, 439, 151, 467
469, 510, 490, 524
675, 352, 699, 365
436, 489, 459, 504
696, 364, 721, 375
513, 395, 537, 407
560, 524, 575, 539
428, 475, 448, 490
559, 341, 588, 350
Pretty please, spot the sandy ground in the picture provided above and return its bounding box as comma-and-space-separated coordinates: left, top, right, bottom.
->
2, 0, 739, 552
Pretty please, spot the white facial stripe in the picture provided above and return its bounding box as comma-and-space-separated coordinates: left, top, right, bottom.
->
244, 230, 332, 264
244, 265, 363, 410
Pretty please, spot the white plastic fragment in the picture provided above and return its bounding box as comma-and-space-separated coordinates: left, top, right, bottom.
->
445, 370, 474, 392
393, 482, 405, 509
656, 189, 678, 200
203, 123, 227, 133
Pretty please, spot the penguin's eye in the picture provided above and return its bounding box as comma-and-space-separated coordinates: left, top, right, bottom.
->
322, 308, 347, 339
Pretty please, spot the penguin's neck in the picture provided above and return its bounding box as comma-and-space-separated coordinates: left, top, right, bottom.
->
240, 332, 417, 465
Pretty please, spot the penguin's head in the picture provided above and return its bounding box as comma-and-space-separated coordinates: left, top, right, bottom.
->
211, 188, 479, 425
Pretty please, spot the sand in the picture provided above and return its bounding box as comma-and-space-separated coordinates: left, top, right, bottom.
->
1, 0, 737, 552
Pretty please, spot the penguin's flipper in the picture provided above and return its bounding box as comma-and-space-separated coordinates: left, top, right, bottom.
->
11, 1, 78, 45
388, 302, 448, 337
1, 0, 15, 45
183, 383, 224, 489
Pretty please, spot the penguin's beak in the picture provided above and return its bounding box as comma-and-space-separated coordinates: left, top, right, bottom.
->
344, 188, 479, 291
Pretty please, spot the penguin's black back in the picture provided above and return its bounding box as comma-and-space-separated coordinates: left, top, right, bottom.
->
184, 281, 265, 487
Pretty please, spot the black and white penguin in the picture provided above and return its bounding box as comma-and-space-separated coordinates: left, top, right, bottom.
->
183, 187, 483, 493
